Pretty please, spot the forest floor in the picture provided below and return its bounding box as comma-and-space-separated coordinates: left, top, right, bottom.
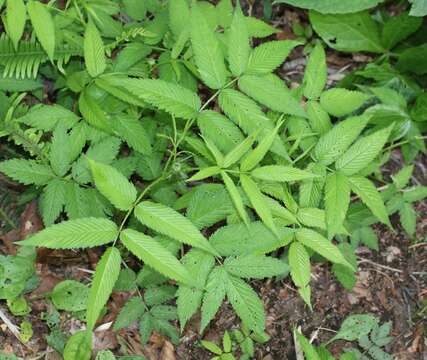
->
0, 3, 426, 360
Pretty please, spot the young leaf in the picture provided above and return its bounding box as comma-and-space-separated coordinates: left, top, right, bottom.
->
228, 3, 250, 76
314, 114, 369, 165
225, 273, 265, 333
240, 174, 277, 236
84, 20, 106, 77
187, 166, 222, 182
63, 330, 92, 360
246, 40, 302, 75
105, 78, 201, 119
288, 242, 310, 287
303, 43, 327, 100
120, 229, 195, 287
6, 0, 26, 50
251, 165, 317, 182
88, 159, 137, 211
239, 74, 306, 117
19, 218, 118, 249
348, 176, 391, 227
335, 124, 393, 175
86, 247, 121, 330
224, 254, 286, 279
191, 1, 227, 89
296, 228, 353, 269
325, 172, 350, 239
201, 266, 227, 333
40, 179, 67, 226
27, 1, 55, 61
135, 201, 219, 256
221, 171, 249, 225
320, 88, 371, 117
240, 120, 282, 171
223, 130, 259, 168
0, 159, 54, 185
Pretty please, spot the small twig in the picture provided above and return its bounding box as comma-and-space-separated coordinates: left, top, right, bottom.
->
358, 257, 403, 273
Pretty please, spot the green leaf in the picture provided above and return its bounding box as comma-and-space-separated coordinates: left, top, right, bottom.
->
191, 1, 227, 89
224, 254, 286, 279
221, 171, 249, 225
320, 88, 371, 117
40, 179, 67, 226
113, 297, 145, 329
135, 201, 218, 256
239, 74, 306, 117
88, 159, 137, 211
352, 226, 378, 250
105, 78, 201, 119
288, 242, 310, 287
63, 330, 92, 360
396, 44, 427, 75
87, 247, 121, 330
240, 120, 282, 171
187, 166, 222, 182
245, 16, 279, 38
19, 218, 118, 249
295, 331, 320, 360
5, 0, 26, 50
201, 340, 223, 355
309, 11, 384, 53
113, 115, 152, 155
50, 123, 72, 177
84, 21, 106, 77
392, 165, 413, 189
169, 0, 190, 38
335, 124, 393, 175
306, 100, 332, 135
27, 1, 55, 61
325, 172, 350, 239
251, 165, 317, 182
399, 202, 416, 236
303, 43, 327, 100
121, 229, 195, 287
245, 40, 302, 75
79, 90, 112, 133
296, 228, 353, 269
200, 266, 227, 332
409, 0, 427, 16
0, 159, 54, 185
241, 174, 277, 236
314, 114, 369, 165
403, 186, 427, 203
51, 280, 89, 311
330, 314, 378, 342
348, 176, 390, 227
228, 3, 250, 77
276, 0, 381, 14
382, 12, 422, 50
225, 273, 265, 333
223, 130, 259, 168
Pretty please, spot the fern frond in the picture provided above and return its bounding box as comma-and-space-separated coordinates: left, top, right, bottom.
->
0, 34, 82, 79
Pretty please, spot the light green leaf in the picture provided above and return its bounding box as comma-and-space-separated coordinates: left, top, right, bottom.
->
239, 74, 306, 117
320, 88, 371, 117
325, 172, 350, 239
27, 1, 55, 61
303, 43, 327, 100
224, 254, 286, 279
299, 163, 326, 208
201, 266, 227, 332
63, 330, 92, 360
392, 165, 414, 189
135, 201, 218, 256
105, 78, 201, 119
0, 159, 54, 185
84, 20, 106, 77
113, 115, 152, 155
330, 314, 378, 342
187, 166, 222, 182
19, 218, 118, 249
409, 0, 427, 16
86, 247, 121, 330
88, 159, 137, 211
251, 165, 317, 182
306, 100, 332, 135
191, 1, 227, 89
276, 0, 381, 14
309, 11, 384, 53
221, 171, 249, 225
5, 0, 26, 50
241, 174, 277, 236
223, 130, 259, 168
228, 3, 250, 77
296, 228, 353, 269
399, 202, 416, 237
40, 179, 67, 226
120, 229, 195, 287
335, 124, 394, 175
79, 90, 112, 133
246, 40, 302, 75
50, 123, 72, 177
314, 114, 369, 165
288, 242, 310, 287
245, 16, 279, 38
225, 273, 265, 333
295, 331, 320, 360
348, 176, 391, 227
169, 0, 190, 37
113, 296, 145, 330
382, 12, 422, 50
240, 120, 282, 171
